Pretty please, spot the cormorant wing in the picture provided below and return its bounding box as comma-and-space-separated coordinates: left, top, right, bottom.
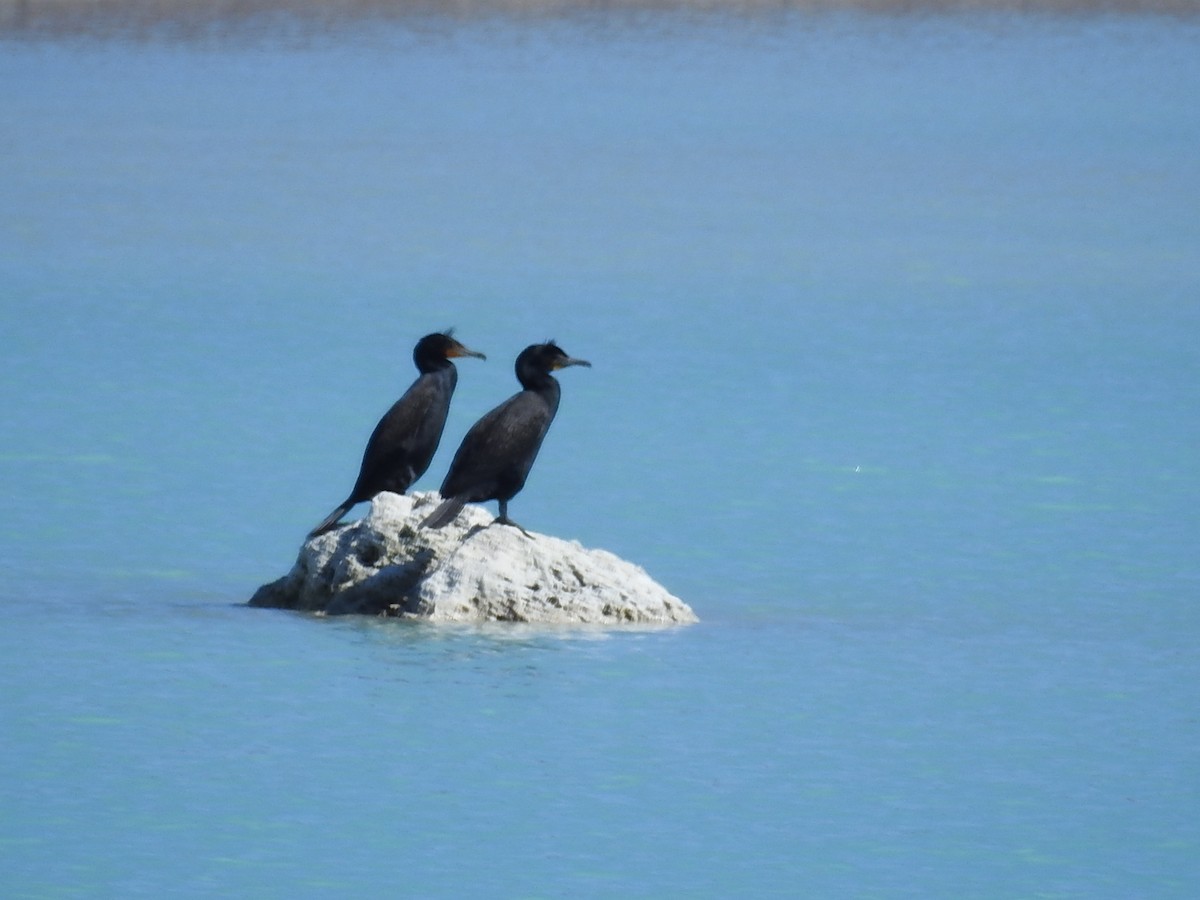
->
441, 391, 553, 501
352, 371, 454, 496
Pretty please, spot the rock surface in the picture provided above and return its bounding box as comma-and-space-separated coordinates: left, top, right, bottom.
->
250, 492, 697, 626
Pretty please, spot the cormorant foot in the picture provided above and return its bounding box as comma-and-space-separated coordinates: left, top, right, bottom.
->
493, 516, 533, 539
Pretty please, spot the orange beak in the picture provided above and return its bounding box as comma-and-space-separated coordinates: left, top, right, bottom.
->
552, 355, 591, 370
448, 343, 486, 361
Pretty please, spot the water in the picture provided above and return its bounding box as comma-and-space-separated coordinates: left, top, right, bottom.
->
3, 7, 1199, 897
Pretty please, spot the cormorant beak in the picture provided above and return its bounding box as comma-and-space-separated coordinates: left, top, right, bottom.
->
449, 345, 487, 360
554, 356, 591, 370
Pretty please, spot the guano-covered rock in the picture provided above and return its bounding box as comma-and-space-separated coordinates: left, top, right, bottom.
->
250, 492, 697, 626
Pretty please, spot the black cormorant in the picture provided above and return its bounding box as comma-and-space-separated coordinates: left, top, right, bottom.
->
308, 332, 485, 537
421, 341, 590, 533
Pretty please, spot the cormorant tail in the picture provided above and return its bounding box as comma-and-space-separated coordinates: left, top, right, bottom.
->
421, 496, 465, 530
308, 499, 354, 539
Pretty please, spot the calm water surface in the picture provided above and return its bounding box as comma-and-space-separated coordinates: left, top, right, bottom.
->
2, 9, 1198, 897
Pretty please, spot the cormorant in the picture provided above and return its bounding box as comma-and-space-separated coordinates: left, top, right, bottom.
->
421, 341, 590, 533
308, 332, 485, 538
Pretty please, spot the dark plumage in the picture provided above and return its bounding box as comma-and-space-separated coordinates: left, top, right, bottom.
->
308, 332, 485, 538
422, 341, 590, 533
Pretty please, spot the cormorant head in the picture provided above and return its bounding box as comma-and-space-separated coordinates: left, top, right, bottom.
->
515, 341, 591, 385
414, 331, 486, 372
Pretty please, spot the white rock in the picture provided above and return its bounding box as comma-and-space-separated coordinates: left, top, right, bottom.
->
250, 492, 698, 626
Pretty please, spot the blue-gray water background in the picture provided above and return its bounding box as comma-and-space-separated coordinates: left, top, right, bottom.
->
2, 6, 1198, 896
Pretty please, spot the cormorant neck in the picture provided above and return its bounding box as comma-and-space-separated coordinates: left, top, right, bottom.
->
517, 368, 558, 392
415, 355, 454, 375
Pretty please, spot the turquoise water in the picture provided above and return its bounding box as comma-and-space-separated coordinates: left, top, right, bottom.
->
3, 10, 1199, 897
